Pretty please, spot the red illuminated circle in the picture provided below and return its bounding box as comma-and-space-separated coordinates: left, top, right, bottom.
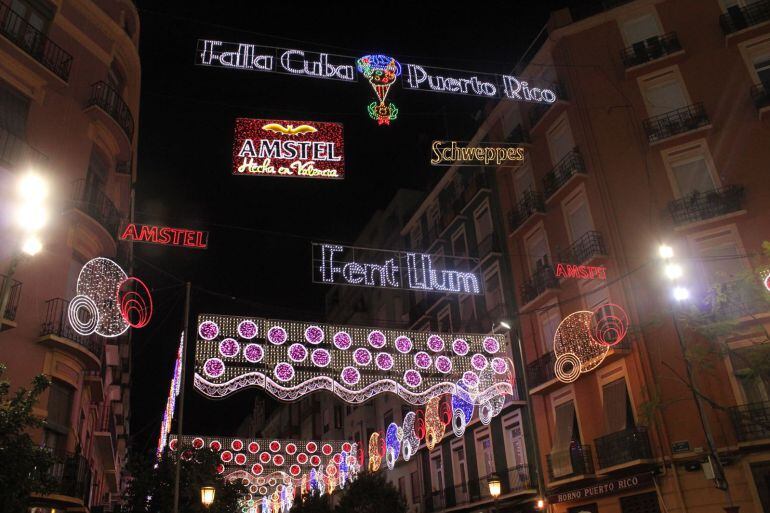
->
221, 451, 233, 463
333, 454, 341, 464
269, 440, 281, 452
251, 463, 264, 475
306, 442, 317, 453
289, 464, 301, 476
216, 464, 225, 474
232, 439, 244, 451
168, 438, 178, 451
327, 464, 337, 476
209, 440, 221, 452
321, 444, 333, 455
248, 442, 260, 454
192, 437, 204, 449
259, 452, 271, 463
297, 453, 308, 464
117, 277, 153, 328
342, 442, 352, 453
273, 454, 285, 466
286, 443, 297, 455
310, 455, 321, 466
235, 453, 247, 465
181, 450, 193, 461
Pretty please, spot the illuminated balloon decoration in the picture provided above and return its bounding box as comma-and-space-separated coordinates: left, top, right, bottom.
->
67, 257, 153, 337
553, 304, 630, 383
356, 55, 401, 125
193, 315, 513, 405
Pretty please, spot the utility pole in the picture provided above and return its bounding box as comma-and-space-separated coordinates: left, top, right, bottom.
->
173, 282, 192, 513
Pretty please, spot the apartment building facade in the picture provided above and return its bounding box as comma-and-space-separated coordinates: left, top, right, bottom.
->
0, 0, 140, 511
485, 1, 770, 512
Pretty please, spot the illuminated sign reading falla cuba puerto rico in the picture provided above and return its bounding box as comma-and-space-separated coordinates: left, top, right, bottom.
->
312, 243, 482, 295
233, 118, 344, 179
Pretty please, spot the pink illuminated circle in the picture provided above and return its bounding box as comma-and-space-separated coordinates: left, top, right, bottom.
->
491, 357, 508, 374
463, 371, 479, 387
342, 442, 352, 453
404, 369, 422, 388
376, 352, 394, 370
395, 336, 413, 353
435, 355, 452, 373
483, 337, 500, 354
219, 338, 240, 357
288, 343, 308, 362
199, 321, 219, 340
368, 330, 386, 348
267, 326, 287, 345
353, 347, 372, 366
204, 358, 224, 378
414, 351, 432, 369
341, 366, 360, 385
452, 338, 469, 356
238, 320, 258, 339
192, 437, 204, 449
427, 335, 445, 352
259, 452, 271, 463
209, 440, 220, 452
273, 362, 294, 382
311, 348, 331, 367
297, 452, 308, 464
333, 331, 352, 350
333, 453, 342, 464
290, 464, 301, 476
304, 325, 325, 344
216, 463, 225, 474
244, 344, 264, 363
471, 353, 488, 370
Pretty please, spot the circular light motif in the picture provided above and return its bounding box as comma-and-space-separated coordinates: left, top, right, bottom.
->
273, 454, 285, 466
322, 444, 333, 455
590, 304, 629, 347
288, 343, 308, 362
483, 337, 500, 354
199, 321, 219, 340
427, 335, 445, 352
342, 442, 352, 453
181, 450, 193, 461
395, 336, 413, 353
168, 438, 177, 451
259, 452, 271, 463
353, 347, 372, 366
192, 437, 204, 449
221, 450, 233, 463
471, 353, 488, 371
204, 358, 225, 378
554, 352, 581, 383
67, 295, 99, 335
435, 356, 452, 373
368, 330, 386, 348
258, 486, 267, 495
304, 325, 325, 344
289, 464, 301, 476
251, 463, 263, 475
76, 258, 129, 337
216, 463, 224, 474
117, 277, 153, 328
414, 351, 432, 369
244, 344, 264, 363
491, 357, 508, 374
311, 348, 331, 367
375, 352, 394, 370
285, 443, 297, 455
333, 453, 342, 464
209, 440, 220, 452
235, 453, 247, 465
267, 326, 287, 345
248, 442, 260, 454
219, 338, 240, 357
452, 338, 469, 356
463, 371, 479, 387
341, 366, 360, 385
404, 369, 422, 388
310, 455, 321, 466
297, 453, 308, 464
269, 441, 281, 452
238, 320, 258, 339
333, 331, 352, 350
274, 362, 295, 382
232, 439, 244, 451
306, 442, 318, 453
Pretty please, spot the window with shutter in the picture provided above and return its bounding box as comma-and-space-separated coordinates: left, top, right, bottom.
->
602, 378, 633, 433
621, 13, 662, 46
551, 400, 578, 478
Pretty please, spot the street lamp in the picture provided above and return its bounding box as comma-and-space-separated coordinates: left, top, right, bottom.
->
536, 498, 546, 510
488, 472, 501, 513
200, 485, 216, 508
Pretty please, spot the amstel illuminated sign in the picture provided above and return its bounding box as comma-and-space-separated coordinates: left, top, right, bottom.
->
119, 223, 208, 249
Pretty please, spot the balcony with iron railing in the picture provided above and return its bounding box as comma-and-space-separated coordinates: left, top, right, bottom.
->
529, 82, 567, 129
642, 102, 710, 143
547, 444, 595, 483
461, 171, 491, 204
69, 179, 122, 237
751, 82, 770, 111
509, 190, 545, 233
557, 231, 607, 266
719, 0, 770, 35
0, 0, 73, 81
520, 263, 559, 306
0, 273, 22, 330
667, 185, 745, 227
700, 278, 769, 322
728, 401, 770, 443
0, 122, 47, 170
595, 426, 653, 469
39, 298, 103, 368
86, 81, 135, 145
543, 148, 586, 200
45, 452, 91, 505
95, 407, 117, 470
621, 33, 682, 69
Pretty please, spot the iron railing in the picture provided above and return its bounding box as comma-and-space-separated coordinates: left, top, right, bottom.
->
750, 82, 770, 110
527, 351, 556, 388
558, 230, 607, 265
529, 82, 567, 127
595, 427, 653, 468
667, 185, 744, 226
70, 179, 122, 236
728, 401, 770, 442
621, 32, 682, 68
0, 0, 73, 80
424, 465, 535, 512
520, 264, 559, 305
719, 0, 770, 35
0, 122, 47, 169
87, 81, 134, 141
543, 148, 586, 198
509, 190, 545, 232
547, 444, 595, 481
0, 273, 22, 321
642, 102, 709, 143
49, 452, 91, 502
40, 298, 103, 360
705, 279, 769, 321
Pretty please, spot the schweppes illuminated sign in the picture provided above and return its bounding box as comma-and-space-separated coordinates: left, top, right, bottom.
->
233, 118, 345, 179
119, 223, 208, 249
430, 141, 526, 167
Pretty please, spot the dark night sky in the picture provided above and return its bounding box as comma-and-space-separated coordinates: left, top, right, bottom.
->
130, 0, 579, 456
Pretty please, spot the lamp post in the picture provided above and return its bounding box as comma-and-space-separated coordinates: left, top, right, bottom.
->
201, 485, 216, 508
488, 472, 501, 513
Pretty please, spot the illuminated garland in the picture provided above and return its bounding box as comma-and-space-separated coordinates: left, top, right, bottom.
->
193, 314, 512, 405
156, 333, 184, 458
356, 55, 401, 125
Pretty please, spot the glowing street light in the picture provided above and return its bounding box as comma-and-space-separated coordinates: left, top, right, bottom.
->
17, 172, 48, 203
658, 244, 674, 259
498, 320, 512, 330
536, 498, 546, 510
664, 263, 683, 280
200, 485, 216, 508
21, 236, 43, 256
673, 286, 690, 302
488, 474, 501, 498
